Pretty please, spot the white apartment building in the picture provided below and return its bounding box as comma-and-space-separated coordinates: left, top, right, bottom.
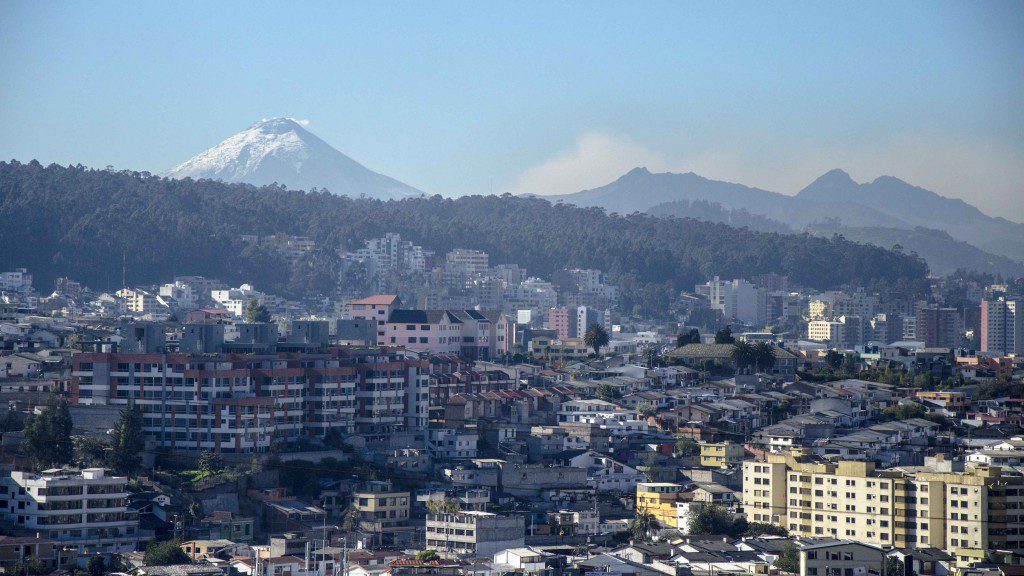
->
0, 269, 33, 293
0, 468, 140, 556
428, 428, 480, 459
211, 284, 261, 318
158, 281, 200, 309
425, 511, 525, 557
115, 288, 167, 314
706, 277, 762, 325
445, 249, 490, 277
350, 233, 431, 276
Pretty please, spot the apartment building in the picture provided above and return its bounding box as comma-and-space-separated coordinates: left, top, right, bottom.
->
705, 277, 762, 325
547, 307, 576, 341
348, 294, 404, 343
352, 481, 412, 546
70, 345, 429, 452
529, 337, 588, 363
915, 306, 961, 349
425, 511, 525, 557
800, 541, 884, 576
700, 441, 746, 468
636, 483, 683, 528
0, 536, 75, 574
445, 249, 490, 278
115, 288, 166, 314
382, 308, 511, 360
808, 316, 862, 349
0, 468, 139, 557
981, 297, 1023, 355
742, 453, 1024, 565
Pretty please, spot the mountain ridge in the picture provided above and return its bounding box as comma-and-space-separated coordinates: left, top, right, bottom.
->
164, 118, 423, 200
543, 167, 1024, 265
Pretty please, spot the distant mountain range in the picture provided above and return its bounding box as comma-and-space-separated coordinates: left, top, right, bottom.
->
164, 118, 422, 200
544, 167, 1024, 276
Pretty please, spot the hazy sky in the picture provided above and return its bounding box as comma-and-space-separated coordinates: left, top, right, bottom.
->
2, 1, 1022, 221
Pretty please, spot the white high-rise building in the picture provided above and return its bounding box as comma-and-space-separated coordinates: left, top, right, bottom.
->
706, 277, 762, 325
982, 297, 1023, 355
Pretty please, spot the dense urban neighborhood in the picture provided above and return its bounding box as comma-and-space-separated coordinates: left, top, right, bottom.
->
0, 238, 1021, 576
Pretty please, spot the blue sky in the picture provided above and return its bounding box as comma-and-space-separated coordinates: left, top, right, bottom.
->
2, 1, 1022, 220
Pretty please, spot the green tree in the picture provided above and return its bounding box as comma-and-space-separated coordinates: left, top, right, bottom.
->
687, 504, 735, 535
21, 394, 74, 470
597, 383, 620, 401
417, 549, 440, 562
880, 403, 927, 422
675, 435, 700, 457
913, 373, 935, 390
676, 328, 701, 348
144, 538, 190, 566
87, 556, 106, 576
743, 522, 788, 537
198, 450, 223, 474
629, 510, 655, 542
108, 405, 145, 477
342, 507, 361, 532
244, 299, 271, 323
714, 326, 735, 344
636, 402, 657, 418
642, 450, 661, 481
8, 558, 45, 576
824, 350, 844, 370
774, 542, 800, 573
731, 341, 756, 373
425, 497, 462, 515
885, 556, 905, 576
753, 341, 776, 373
641, 344, 661, 368
583, 324, 610, 357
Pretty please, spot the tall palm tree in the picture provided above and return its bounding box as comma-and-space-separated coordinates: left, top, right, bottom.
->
584, 324, 609, 357
753, 341, 776, 373
629, 510, 655, 542
730, 341, 756, 373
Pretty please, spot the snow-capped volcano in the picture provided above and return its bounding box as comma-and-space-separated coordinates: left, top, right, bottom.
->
164, 118, 422, 199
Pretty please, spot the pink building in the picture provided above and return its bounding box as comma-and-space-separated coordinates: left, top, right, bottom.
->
349, 294, 403, 343
547, 307, 575, 340
383, 309, 463, 355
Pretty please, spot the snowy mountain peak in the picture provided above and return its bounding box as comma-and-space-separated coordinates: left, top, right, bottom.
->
164, 118, 422, 200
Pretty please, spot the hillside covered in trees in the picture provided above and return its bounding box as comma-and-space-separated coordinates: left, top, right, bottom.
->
0, 161, 929, 312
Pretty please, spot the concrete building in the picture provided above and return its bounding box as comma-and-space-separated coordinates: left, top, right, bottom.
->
0, 468, 139, 557
636, 483, 683, 528
348, 294, 403, 344
700, 441, 746, 468
915, 306, 960, 349
71, 345, 428, 452
0, 536, 74, 575
425, 511, 525, 557
808, 316, 862, 349
705, 277, 762, 325
800, 541, 885, 576
547, 307, 575, 341
981, 297, 1023, 355
445, 249, 490, 278
352, 481, 412, 546
743, 453, 1024, 565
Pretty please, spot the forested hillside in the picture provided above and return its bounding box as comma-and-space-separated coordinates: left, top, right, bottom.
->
0, 161, 929, 310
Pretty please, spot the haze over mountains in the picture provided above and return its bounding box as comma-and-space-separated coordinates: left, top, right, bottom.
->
545, 167, 1024, 276
151, 117, 1022, 277
164, 118, 422, 200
